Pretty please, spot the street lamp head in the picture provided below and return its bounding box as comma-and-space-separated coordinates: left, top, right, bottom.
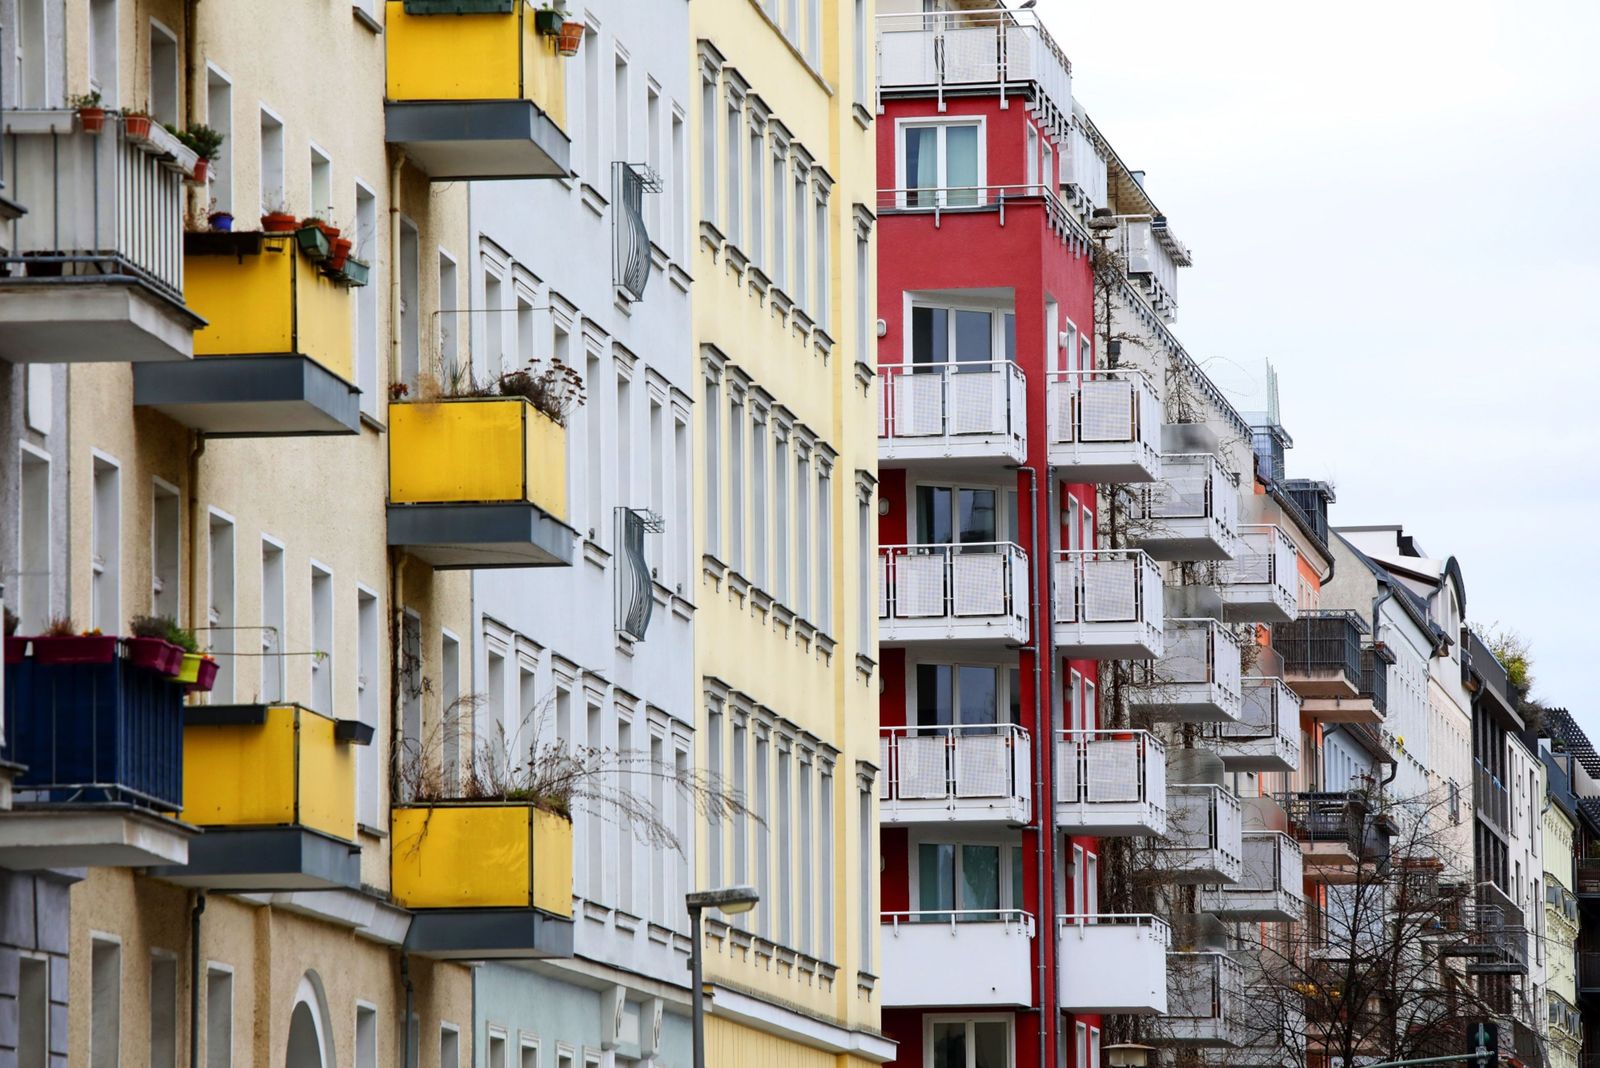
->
686, 886, 760, 915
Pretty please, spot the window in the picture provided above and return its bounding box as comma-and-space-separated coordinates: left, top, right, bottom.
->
751, 409, 768, 587
441, 632, 461, 793
16, 0, 47, 108
798, 754, 814, 953
900, 121, 983, 207
700, 71, 718, 225
208, 512, 236, 702
398, 219, 421, 386
440, 1027, 460, 1068
855, 229, 870, 366
725, 85, 744, 247
205, 68, 231, 212
674, 414, 691, 587
857, 486, 871, 655
613, 50, 630, 166
728, 391, 744, 571
583, 25, 602, 181
91, 939, 121, 1068
521, 1038, 541, 1068
438, 253, 459, 381
650, 734, 667, 924
793, 164, 809, 309
754, 728, 770, 937
786, 0, 799, 43
910, 304, 1016, 368
91, 454, 120, 633
671, 108, 687, 256
18, 446, 50, 632
206, 968, 233, 1068
748, 114, 765, 268
674, 745, 692, 925
854, 0, 868, 102
309, 145, 332, 220
19, 955, 47, 1068
915, 484, 1000, 547
814, 184, 830, 330
355, 183, 379, 415
917, 843, 1008, 914
356, 1005, 378, 1068
356, 588, 380, 823
649, 398, 666, 573
732, 716, 749, 899
585, 352, 605, 539
796, 446, 811, 618
488, 1031, 508, 1068
90, 0, 120, 107
806, 0, 820, 64
586, 701, 605, 898
260, 539, 285, 704
819, 767, 835, 958
771, 141, 788, 291
483, 264, 506, 378
646, 84, 663, 235
703, 375, 721, 557
148, 22, 179, 126
149, 954, 178, 1068
776, 742, 793, 944
259, 109, 285, 214
817, 466, 832, 628
152, 479, 180, 619
707, 702, 724, 886
774, 429, 789, 601
915, 664, 1006, 728
402, 611, 423, 774
615, 368, 632, 517
859, 780, 873, 971
309, 563, 334, 716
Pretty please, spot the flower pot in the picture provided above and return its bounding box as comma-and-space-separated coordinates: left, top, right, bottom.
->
189, 158, 209, 185
208, 212, 234, 232
403, 0, 517, 12
123, 114, 152, 140
534, 8, 564, 35
31, 634, 120, 666
4, 637, 28, 664
24, 258, 64, 278
77, 107, 106, 134
262, 212, 299, 233
127, 637, 185, 676
342, 257, 371, 287
317, 222, 341, 243
328, 238, 353, 272
296, 224, 331, 262
180, 655, 219, 694
557, 20, 584, 56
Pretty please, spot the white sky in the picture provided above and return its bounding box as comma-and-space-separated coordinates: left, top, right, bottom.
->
1044, 0, 1600, 722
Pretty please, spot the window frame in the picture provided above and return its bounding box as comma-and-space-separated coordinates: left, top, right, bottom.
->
894, 117, 989, 209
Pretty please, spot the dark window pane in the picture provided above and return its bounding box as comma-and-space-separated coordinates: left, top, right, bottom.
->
931, 1022, 966, 1068
917, 485, 953, 545
912, 306, 948, 365
917, 663, 954, 727
958, 666, 998, 726
958, 488, 996, 545
973, 1022, 1008, 1068
961, 845, 1000, 910
954, 309, 993, 365
919, 843, 956, 914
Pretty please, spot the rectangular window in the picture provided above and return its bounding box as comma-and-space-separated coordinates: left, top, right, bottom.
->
208, 513, 236, 702
858, 783, 873, 972
149, 955, 178, 1068
585, 353, 605, 540
613, 51, 630, 167
18, 448, 50, 632
751, 411, 768, 588
793, 167, 809, 310
152, 479, 180, 619
674, 414, 691, 588
855, 233, 870, 367
399, 219, 421, 387
615, 370, 632, 514
586, 702, 605, 898
91, 455, 120, 633
488, 1032, 507, 1068
796, 449, 811, 619
309, 145, 332, 220
90, 0, 120, 107
402, 611, 424, 775
675, 745, 691, 926
798, 755, 814, 953
806, 0, 820, 64
650, 733, 667, 924
16, 0, 46, 108
357, 589, 380, 821
728, 393, 744, 572
356, 1006, 378, 1068
355, 184, 379, 415
900, 122, 982, 208
858, 491, 871, 655
310, 564, 334, 716
259, 109, 284, 215
521, 1039, 540, 1068
649, 399, 666, 573
707, 705, 724, 886
148, 22, 179, 126
748, 120, 765, 268
260, 539, 285, 704
777, 744, 792, 945
817, 468, 832, 629
754, 729, 770, 938
671, 109, 688, 257
703, 376, 721, 558
819, 769, 835, 959
441, 632, 461, 793
440, 1027, 460, 1068
438, 253, 459, 381
771, 148, 788, 291
205, 68, 232, 213
700, 74, 718, 225
18, 956, 47, 1068
483, 266, 506, 378
91, 939, 121, 1068
205, 969, 232, 1068
725, 92, 743, 247
774, 432, 789, 601
584, 26, 602, 180
646, 85, 663, 235
854, 0, 868, 101
732, 719, 748, 889
814, 188, 830, 330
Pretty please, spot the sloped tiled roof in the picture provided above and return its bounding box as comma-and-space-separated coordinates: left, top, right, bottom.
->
1545, 708, 1600, 779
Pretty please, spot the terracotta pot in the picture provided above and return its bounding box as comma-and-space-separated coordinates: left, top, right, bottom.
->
123, 114, 152, 139
557, 20, 584, 56
77, 107, 106, 134
262, 212, 299, 233
190, 158, 209, 185
317, 222, 341, 242
328, 238, 353, 271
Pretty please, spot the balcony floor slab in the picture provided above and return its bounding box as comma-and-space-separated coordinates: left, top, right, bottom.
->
0, 278, 201, 363
1299, 696, 1381, 724
386, 100, 571, 181
405, 907, 575, 961
389, 502, 576, 569
134, 354, 361, 436
148, 826, 361, 892
0, 806, 194, 870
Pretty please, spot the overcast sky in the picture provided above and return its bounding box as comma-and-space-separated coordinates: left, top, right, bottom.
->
1045, 0, 1600, 723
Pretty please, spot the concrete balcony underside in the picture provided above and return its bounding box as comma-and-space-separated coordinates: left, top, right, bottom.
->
386, 100, 571, 181
0, 277, 201, 363
0, 806, 193, 870
149, 826, 361, 892
388, 502, 575, 569
134, 353, 361, 436
404, 907, 575, 961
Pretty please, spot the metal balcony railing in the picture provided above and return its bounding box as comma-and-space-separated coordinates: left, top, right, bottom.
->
1220, 524, 1298, 617
879, 724, 1030, 814
878, 359, 1026, 454
1475, 761, 1510, 833
1273, 610, 1365, 691
1160, 784, 1243, 883
2, 110, 186, 300
1165, 951, 1245, 1043
1045, 368, 1161, 467
1361, 645, 1390, 717
612, 162, 658, 302
1132, 617, 1243, 716
1113, 215, 1189, 321
1052, 549, 1162, 629
1283, 791, 1366, 854
1141, 453, 1237, 524
879, 542, 1029, 627
882, 908, 1035, 934
877, 9, 1072, 128
1056, 729, 1167, 810
1204, 676, 1299, 766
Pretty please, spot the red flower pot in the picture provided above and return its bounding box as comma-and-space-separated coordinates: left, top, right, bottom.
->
557, 20, 584, 56
77, 107, 106, 134
127, 637, 184, 676
4, 636, 28, 664
30, 634, 120, 665
185, 657, 220, 694
123, 114, 152, 139
317, 222, 341, 242
262, 212, 299, 233
328, 238, 353, 272
191, 158, 209, 185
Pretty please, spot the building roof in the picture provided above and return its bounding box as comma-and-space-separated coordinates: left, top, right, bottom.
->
1544, 707, 1600, 780
1332, 531, 1445, 651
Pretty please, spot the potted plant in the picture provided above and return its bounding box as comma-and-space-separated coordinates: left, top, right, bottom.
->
71, 91, 106, 134
327, 237, 354, 273
127, 615, 186, 676
262, 202, 298, 233
296, 218, 332, 261
122, 107, 153, 141
208, 210, 235, 232
165, 621, 218, 692
175, 124, 224, 185
29, 618, 119, 666
342, 255, 371, 287
557, 19, 584, 56
534, 5, 565, 35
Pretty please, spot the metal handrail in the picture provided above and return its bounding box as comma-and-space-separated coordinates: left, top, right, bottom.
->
1141, 452, 1234, 522
1051, 549, 1161, 625
880, 723, 1030, 805
1273, 610, 1366, 683
1209, 676, 1298, 743
1055, 729, 1166, 808
878, 359, 1026, 442
1223, 524, 1298, 598
874, 183, 1088, 242
1045, 367, 1161, 449
879, 541, 1028, 621
882, 908, 1036, 937
1056, 913, 1173, 943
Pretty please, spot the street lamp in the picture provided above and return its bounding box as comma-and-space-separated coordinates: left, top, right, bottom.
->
686, 886, 759, 1068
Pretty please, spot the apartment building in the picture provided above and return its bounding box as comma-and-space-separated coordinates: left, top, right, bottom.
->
1542, 711, 1593, 1068
0, 2, 582, 1066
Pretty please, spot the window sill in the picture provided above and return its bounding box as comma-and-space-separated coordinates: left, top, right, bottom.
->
853, 359, 874, 390
583, 538, 611, 570
668, 261, 693, 292
352, 4, 383, 33
852, 102, 873, 130
855, 652, 876, 680
580, 182, 608, 218
359, 410, 386, 434
670, 592, 696, 619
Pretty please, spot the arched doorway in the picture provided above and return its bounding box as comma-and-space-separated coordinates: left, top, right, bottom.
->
286, 973, 335, 1068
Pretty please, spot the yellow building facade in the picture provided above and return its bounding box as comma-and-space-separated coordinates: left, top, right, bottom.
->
1545, 796, 1580, 1068
689, 0, 888, 1062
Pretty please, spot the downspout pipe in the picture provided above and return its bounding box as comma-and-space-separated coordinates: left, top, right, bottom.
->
400, 950, 415, 1068
189, 892, 206, 1068
1015, 462, 1050, 1068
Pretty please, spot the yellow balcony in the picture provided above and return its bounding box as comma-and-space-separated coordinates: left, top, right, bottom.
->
387, 397, 574, 568
385, 0, 571, 180
149, 704, 363, 892
392, 802, 575, 960
133, 232, 360, 436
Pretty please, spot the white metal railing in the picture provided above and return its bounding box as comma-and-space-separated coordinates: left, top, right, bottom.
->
1047, 368, 1161, 452
1239, 830, 1303, 896
2, 110, 186, 298
877, 9, 1072, 130
1057, 913, 1172, 941
875, 184, 1087, 243
1163, 784, 1243, 877
879, 724, 1030, 809
878, 359, 1026, 450
1051, 549, 1162, 627
1155, 619, 1242, 693
1222, 525, 1298, 608
1166, 951, 1244, 1028
1055, 729, 1167, 812
1114, 215, 1189, 316
1212, 676, 1299, 748
1136, 454, 1238, 550
1063, 121, 1108, 210
879, 542, 1029, 624
882, 908, 1036, 936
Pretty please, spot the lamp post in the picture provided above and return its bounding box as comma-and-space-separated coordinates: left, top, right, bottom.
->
686, 886, 759, 1068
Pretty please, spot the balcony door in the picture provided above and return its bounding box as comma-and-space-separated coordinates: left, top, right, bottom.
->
917, 484, 1019, 551
916, 664, 1021, 731
917, 842, 1023, 919
911, 305, 1015, 370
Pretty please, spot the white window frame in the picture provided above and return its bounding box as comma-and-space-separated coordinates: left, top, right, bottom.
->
921, 1015, 1014, 1068
893, 117, 988, 209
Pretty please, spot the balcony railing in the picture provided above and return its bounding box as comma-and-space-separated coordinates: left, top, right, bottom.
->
1130, 453, 1239, 561
1475, 762, 1510, 833
1130, 618, 1243, 723
1046, 369, 1162, 483
612, 162, 654, 302
1576, 856, 1600, 897
1052, 549, 1165, 659
881, 909, 1035, 1008
879, 724, 1031, 825
1158, 784, 1243, 884
1283, 791, 1385, 881
1203, 676, 1300, 772
1055, 729, 1167, 837
1056, 914, 1172, 1015
878, 542, 1029, 645
1273, 610, 1366, 701
1113, 215, 1190, 323
878, 360, 1026, 464
1219, 525, 1299, 623
1199, 831, 1305, 922
1162, 951, 1245, 1047
1437, 899, 1529, 976
1579, 951, 1600, 992
877, 9, 1073, 129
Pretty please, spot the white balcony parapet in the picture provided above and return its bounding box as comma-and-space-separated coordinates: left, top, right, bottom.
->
1199, 831, 1305, 923
1054, 730, 1167, 837
1162, 952, 1245, 1047
879, 542, 1030, 646
877, 9, 1073, 133
1130, 453, 1239, 562
879, 360, 1026, 465
1130, 619, 1243, 724
881, 909, 1035, 1008
1203, 989, 1307, 1068
879, 724, 1031, 826
1047, 369, 1162, 484
1157, 784, 1243, 884
1112, 214, 1190, 324
1204, 677, 1300, 773
1056, 914, 1171, 1015
1051, 550, 1164, 659
1062, 118, 1108, 214
1219, 525, 1299, 623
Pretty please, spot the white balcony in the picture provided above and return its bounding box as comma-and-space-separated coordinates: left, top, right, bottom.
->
881, 910, 1035, 1008
1199, 831, 1305, 922
1157, 784, 1243, 884
1047, 370, 1162, 484
1051, 550, 1164, 659
1204, 677, 1300, 773
1114, 215, 1190, 324
1129, 619, 1243, 724
1056, 915, 1171, 1015
877, 9, 1073, 128
1055, 730, 1167, 837
1206, 991, 1306, 1068
1130, 454, 1239, 561
1219, 525, 1299, 623
879, 725, 1031, 826
879, 361, 1027, 465
879, 543, 1030, 647
1162, 952, 1245, 1047
0, 110, 201, 363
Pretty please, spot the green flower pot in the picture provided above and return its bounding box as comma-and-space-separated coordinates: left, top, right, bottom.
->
296, 225, 331, 262
342, 258, 372, 287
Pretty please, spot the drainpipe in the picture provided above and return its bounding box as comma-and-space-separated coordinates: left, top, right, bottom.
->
183, 0, 202, 219
1016, 462, 1050, 1068
400, 950, 415, 1068
186, 436, 205, 631
189, 892, 206, 1068
389, 152, 406, 387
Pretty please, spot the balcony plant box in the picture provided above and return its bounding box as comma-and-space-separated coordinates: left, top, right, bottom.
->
341, 257, 371, 287
391, 800, 573, 914
177, 653, 219, 692
5, 637, 28, 664
127, 637, 184, 676
77, 106, 107, 134
534, 7, 564, 34
262, 211, 298, 233
31, 634, 120, 666
296, 224, 331, 262
123, 111, 154, 142
403, 0, 517, 12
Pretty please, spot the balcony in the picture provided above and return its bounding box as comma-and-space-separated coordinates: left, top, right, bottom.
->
385, 0, 571, 180
392, 801, 575, 959
881, 910, 1035, 1007
1055, 730, 1167, 837
1157, 784, 1243, 884
1129, 618, 1243, 723
134, 231, 360, 436
1436, 897, 1529, 976
147, 704, 363, 891
1475, 762, 1510, 835
1203, 676, 1300, 773
1199, 831, 1305, 922
877, 8, 1073, 127
878, 724, 1031, 825
0, 638, 193, 868
1056, 915, 1171, 1015
1283, 791, 1372, 882
1129, 453, 1239, 561
1273, 610, 1369, 703
1046, 370, 1162, 483
1201, 989, 1306, 1068
879, 361, 1027, 465
1162, 952, 1244, 1047
0, 110, 201, 363
1219, 525, 1299, 623
1052, 550, 1165, 659
1114, 215, 1190, 324
879, 543, 1029, 647
388, 397, 574, 568
1577, 856, 1600, 898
